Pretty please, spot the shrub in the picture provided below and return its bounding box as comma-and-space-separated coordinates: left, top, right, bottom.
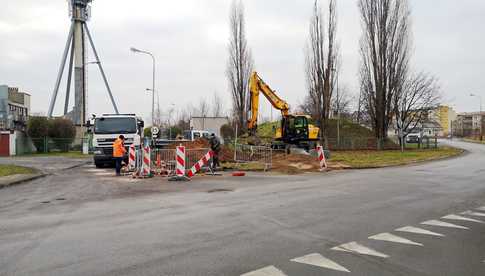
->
144, 127, 152, 138
220, 124, 235, 140
48, 118, 76, 152
164, 126, 182, 139
27, 116, 50, 152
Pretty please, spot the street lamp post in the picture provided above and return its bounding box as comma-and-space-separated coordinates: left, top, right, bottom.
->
470, 93, 483, 141
332, 68, 340, 147
130, 47, 156, 127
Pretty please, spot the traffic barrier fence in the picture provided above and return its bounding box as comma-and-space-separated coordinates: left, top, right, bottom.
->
234, 144, 272, 171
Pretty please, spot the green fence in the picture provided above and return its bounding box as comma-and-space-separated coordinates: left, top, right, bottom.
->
16, 137, 94, 155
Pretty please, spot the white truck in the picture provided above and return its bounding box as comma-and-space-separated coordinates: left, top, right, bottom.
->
89, 114, 144, 168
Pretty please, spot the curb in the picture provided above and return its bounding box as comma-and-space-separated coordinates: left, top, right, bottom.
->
0, 161, 91, 190
0, 173, 49, 190
338, 148, 467, 170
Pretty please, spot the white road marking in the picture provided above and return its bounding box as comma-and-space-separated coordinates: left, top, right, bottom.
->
442, 214, 484, 223
368, 233, 423, 246
241, 266, 288, 276
85, 169, 108, 173
332, 242, 389, 258
421, 220, 469, 230
94, 172, 114, 176
476, 206, 485, 211
395, 226, 444, 237
461, 211, 485, 217
291, 253, 350, 273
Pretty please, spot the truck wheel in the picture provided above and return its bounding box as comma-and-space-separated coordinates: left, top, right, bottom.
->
95, 162, 104, 168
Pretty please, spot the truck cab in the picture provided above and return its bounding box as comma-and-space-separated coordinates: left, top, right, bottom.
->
91, 114, 144, 168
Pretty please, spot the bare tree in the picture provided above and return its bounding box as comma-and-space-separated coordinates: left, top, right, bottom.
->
305, 0, 338, 147
331, 84, 354, 118
227, 0, 253, 132
197, 98, 209, 118
394, 72, 441, 145
358, 0, 411, 149
212, 92, 224, 117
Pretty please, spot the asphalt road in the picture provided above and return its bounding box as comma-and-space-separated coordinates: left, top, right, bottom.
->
1, 140, 485, 276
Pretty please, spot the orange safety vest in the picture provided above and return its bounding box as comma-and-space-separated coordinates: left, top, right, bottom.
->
113, 138, 126, 157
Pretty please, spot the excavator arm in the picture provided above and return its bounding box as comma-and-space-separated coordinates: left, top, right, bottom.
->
248, 72, 290, 133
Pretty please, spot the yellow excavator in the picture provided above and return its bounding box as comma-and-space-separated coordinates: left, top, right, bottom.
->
247, 71, 320, 150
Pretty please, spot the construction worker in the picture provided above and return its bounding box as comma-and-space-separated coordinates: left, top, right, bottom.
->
113, 135, 126, 176
209, 133, 221, 170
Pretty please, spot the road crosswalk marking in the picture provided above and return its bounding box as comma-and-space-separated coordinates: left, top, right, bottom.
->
332, 242, 389, 258
421, 220, 469, 229
241, 266, 287, 276
291, 253, 350, 273
442, 214, 484, 223
462, 211, 485, 217
395, 226, 444, 237
368, 233, 423, 246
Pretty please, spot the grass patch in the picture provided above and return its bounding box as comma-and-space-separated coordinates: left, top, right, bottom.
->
222, 162, 266, 171
331, 147, 463, 169
17, 152, 92, 158
0, 165, 36, 177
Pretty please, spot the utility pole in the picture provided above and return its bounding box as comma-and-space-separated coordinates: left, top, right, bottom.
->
332, 68, 340, 147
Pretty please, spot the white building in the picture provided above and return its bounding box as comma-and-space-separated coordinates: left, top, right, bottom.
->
0, 85, 32, 156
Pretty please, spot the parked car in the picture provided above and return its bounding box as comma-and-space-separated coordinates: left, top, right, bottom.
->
406, 133, 421, 143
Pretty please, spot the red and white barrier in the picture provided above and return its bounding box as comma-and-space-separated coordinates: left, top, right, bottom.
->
187, 150, 214, 178
317, 146, 327, 171
142, 146, 151, 176
176, 146, 186, 177
128, 144, 136, 170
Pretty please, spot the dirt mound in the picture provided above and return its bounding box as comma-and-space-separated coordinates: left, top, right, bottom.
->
271, 153, 321, 174
168, 138, 210, 149
271, 153, 350, 174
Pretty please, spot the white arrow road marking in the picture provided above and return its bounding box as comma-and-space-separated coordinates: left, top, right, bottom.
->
442, 214, 484, 223
462, 211, 485, 217
291, 253, 350, 273
421, 220, 469, 229
395, 226, 445, 237
332, 242, 389, 258
368, 233, 423, 246
241, 266, 288, 276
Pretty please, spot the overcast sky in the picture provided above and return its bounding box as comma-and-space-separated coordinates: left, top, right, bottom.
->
1, 0, 484, 123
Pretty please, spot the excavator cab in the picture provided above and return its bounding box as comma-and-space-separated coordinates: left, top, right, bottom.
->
281, 115, 310, 144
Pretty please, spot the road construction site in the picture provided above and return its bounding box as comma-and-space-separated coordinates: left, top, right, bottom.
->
1, 140, 484, 276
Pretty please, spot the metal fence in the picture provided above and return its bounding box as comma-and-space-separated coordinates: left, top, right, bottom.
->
234, 144, 272, 171
16, 137, 93, 155
151, 147, 212, 175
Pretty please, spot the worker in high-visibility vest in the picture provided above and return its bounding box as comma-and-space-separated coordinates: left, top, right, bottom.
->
113, 135, 126, 176
209, 133, 221, 170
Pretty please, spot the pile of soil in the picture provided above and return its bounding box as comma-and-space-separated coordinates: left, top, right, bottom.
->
168, 139, 210, 149
271, 153, 351, 174
271, 153, 321, 174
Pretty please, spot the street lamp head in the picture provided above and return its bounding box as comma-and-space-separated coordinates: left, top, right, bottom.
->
470, 93, 476, 97
130, 47, 141, 53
